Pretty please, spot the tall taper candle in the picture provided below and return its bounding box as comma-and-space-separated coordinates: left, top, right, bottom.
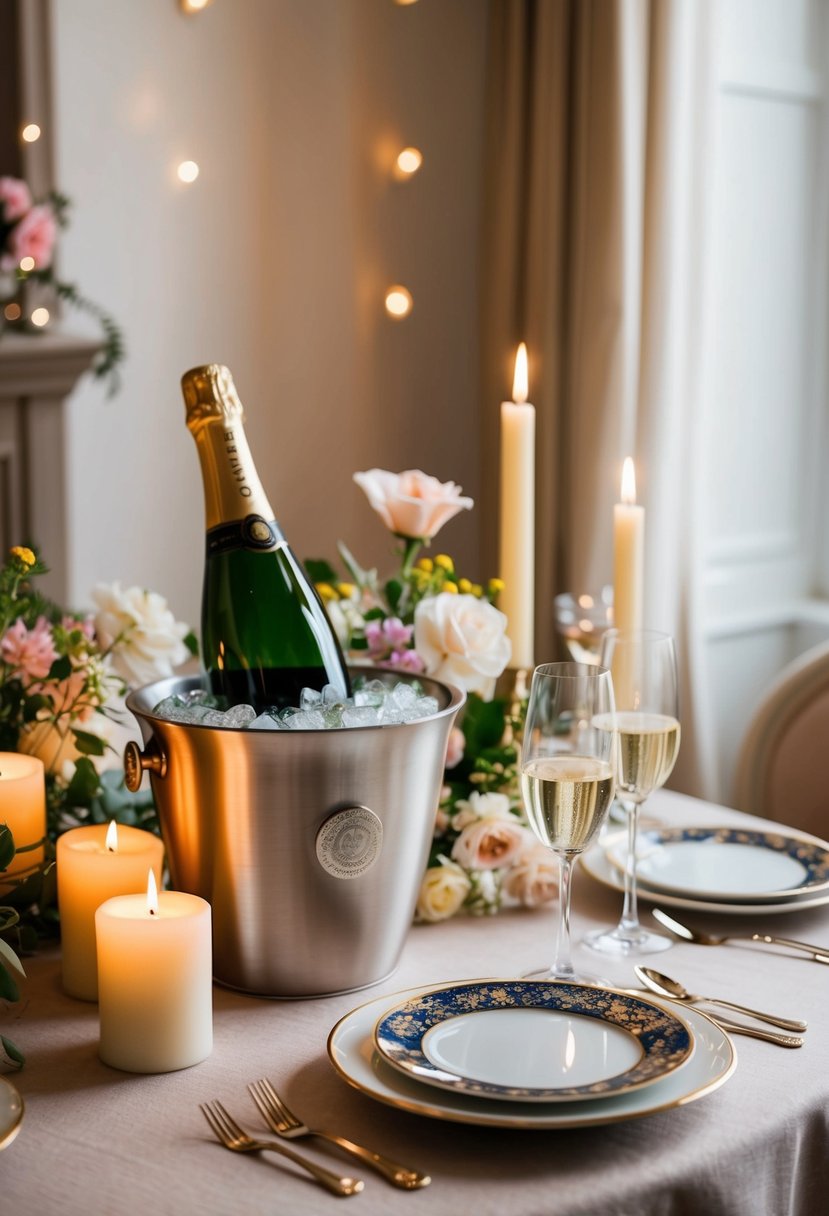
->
613, 457, 645, 635
499, 343, 535, 669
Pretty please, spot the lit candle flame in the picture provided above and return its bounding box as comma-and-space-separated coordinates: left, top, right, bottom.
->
146, 868, 159, 917
621, 456, 637, 505
512, 342, 528, 405
105, 820, 118, 853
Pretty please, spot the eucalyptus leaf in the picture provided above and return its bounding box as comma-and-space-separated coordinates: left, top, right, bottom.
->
337, 540, 376, 589
1, 1035, 24, 1069
71, 728, 108, 757
66, 757, 102, 805
0, 938, 25, 978
0, 824, 14, 871
305, 558, 339, 585
48, 654, 72, 681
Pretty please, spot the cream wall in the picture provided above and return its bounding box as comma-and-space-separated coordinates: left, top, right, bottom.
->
51, 0, 489, 627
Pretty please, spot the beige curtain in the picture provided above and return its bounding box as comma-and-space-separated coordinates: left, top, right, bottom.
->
481, 0, 718, 797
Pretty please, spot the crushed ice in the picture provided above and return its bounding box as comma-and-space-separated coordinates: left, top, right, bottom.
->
152, 678, 439, 730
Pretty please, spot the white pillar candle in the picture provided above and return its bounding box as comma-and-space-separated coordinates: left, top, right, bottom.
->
613, 457, 645, 635
57, 822, 165, 1001
498, 342, 536, 669
96, 873, 212, 1074
0, 754, 45, 898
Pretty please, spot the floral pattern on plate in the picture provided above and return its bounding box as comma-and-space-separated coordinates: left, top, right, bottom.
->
373, 980, 693, 1102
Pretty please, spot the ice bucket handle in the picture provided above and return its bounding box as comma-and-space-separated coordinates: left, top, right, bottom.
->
123, 739, 168, 792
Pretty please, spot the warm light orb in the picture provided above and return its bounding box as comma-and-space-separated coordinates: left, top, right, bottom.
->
621, 456, 637, 505
180, 0, 213, 12
19, 256, 35, 273
512, 341, 528, 404
395, 147, 423, 178
177, 160, 200, 183
21, 123, 41, 143
146, 868, 159, 917
3, 303, 21, 322
385, 286, 413, 319
105, 820, 118, 853
30, 307, 50, 327
394, 0, 420, 6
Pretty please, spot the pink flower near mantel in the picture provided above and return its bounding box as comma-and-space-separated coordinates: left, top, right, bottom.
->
0, 176, 32, 222
1, 615, 59, 682
353, 469, 473, 541
3, 202, 57, 271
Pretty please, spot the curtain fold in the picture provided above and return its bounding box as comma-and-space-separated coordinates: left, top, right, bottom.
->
481, 0, 717, 796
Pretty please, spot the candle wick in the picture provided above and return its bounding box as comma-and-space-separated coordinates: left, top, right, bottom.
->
149, 908, 157, 916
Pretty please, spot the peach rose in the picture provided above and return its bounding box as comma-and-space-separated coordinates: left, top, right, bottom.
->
504, 842, 559, 908
444, 726, 465, 769
353, 469, 473, 540
416, 859, 471, 922
414, 593, 511, 699
0, 177, 32, 222
451, 816, 532, 872
5, 203, 57, 271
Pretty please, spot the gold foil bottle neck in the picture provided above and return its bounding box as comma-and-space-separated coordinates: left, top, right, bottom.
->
181, 364, 245, 429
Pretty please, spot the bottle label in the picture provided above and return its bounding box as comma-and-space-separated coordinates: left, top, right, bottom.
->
206, 515, 286, 556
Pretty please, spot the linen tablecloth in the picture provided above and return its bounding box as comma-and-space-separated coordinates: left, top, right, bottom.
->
3, 789, 829, 1216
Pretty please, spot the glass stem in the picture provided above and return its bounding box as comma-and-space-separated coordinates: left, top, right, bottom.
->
620, 799, 642, 935
553, 853, 576, 980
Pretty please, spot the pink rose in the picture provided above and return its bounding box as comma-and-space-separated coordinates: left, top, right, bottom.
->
1, 616, 58, 681
444, 726, 465, 769
0, 177, 32, 222
353, 469, 473, 540
504, 842, 559, 908
5, 203, 57, 271
451, 817, 531, 871
388, 648, 425, 673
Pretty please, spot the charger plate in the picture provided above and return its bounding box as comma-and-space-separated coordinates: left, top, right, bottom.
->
372, 980, 693, 1102
607, 826, 829, 903
581, 831, 829, 916
328, 984, 736, 1130
0, 1077, 24, 1150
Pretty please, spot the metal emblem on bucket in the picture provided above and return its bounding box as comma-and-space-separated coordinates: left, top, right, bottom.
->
315, 806, 383, 880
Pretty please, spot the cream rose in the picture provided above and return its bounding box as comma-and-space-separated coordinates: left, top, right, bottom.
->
416, 858, 471, 922
451, 816, 532, 872
92, 582, 190, 687
353, 469, 473, 540
503, 842, 560, 908
414, 593, 511, 699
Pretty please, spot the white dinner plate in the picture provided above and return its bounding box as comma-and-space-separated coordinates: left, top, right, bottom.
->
373, 980, 694, 1103
607, 826, 829, 902
581, 832, 829, 916
328, 983, 736, 1129
0, 1077, 24, 1150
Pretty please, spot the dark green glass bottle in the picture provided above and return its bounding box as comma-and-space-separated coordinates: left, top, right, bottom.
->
181, 364, 351, 712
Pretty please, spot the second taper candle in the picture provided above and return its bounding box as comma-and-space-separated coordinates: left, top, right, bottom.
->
498, 343, 535, 669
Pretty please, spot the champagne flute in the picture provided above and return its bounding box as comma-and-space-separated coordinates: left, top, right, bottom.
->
521, 662, 616, 982
585, 630, 681, 956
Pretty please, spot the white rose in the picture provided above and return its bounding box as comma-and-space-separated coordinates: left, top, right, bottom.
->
353, 469, 473, 540
503, 842, 560, 908
453, 791, 514, 828
414, 593, 511, 699
92, 582, 190, 688
416, 858, 471, 922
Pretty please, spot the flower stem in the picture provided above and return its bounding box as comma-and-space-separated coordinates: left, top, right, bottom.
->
400, 537, 423, 579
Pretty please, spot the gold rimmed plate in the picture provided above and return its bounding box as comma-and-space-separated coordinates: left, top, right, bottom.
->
328, 983, 736, 1130
0, 1077, 24, 1150
372, 980, 695, 1103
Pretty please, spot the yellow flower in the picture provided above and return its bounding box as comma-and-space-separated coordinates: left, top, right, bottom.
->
488, 577, 505, 596
458, 578, 472, 594
10, 545, 35, 566
443, 581, 459, 594
336, 582, 355, 599
434, 554, 454, 573
416, 557, 434, 574
471, 583, 483, 597
315, 582, 337, 601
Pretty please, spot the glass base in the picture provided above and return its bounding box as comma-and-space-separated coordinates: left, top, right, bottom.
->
583, 925, 673, 957
522, 963, 609, 986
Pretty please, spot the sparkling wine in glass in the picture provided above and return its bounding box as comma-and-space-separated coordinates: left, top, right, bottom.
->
586, 630, 681, 956
521, 662, 616, 982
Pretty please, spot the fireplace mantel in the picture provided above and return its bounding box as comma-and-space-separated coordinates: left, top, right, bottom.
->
0, 330, 102, 601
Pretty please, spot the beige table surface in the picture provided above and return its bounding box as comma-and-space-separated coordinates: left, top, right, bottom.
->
2, 789, 829, 1216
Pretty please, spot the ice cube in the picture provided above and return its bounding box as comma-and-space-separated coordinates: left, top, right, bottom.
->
300, 687, 323, 711
248, 712, 284, 731
285, 709, 326, 730
342, 706, 380, 728
391, 682, 418, 708
321, 683, 347, 705
405, 695, 439, 720
152, 695, 187, 716
223, 704, 257, 728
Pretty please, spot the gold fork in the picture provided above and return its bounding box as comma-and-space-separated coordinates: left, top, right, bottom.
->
199, 1100, 364, 1197
248, 1077, 431, 1190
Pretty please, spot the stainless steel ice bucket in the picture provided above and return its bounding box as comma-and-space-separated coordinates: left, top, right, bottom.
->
124, 670, 464, 997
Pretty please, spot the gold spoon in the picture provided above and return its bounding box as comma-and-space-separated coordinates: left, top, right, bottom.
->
634, 966, 807, 1032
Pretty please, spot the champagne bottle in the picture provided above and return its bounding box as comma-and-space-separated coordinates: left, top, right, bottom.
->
181, 363, 351, 712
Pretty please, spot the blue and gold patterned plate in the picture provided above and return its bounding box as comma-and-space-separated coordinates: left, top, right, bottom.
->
373, 980, 694, 1103
611, 826, 829, 903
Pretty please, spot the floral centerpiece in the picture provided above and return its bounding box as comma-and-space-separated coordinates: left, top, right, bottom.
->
309, 469, 557, 921
0, 176, 125, 392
